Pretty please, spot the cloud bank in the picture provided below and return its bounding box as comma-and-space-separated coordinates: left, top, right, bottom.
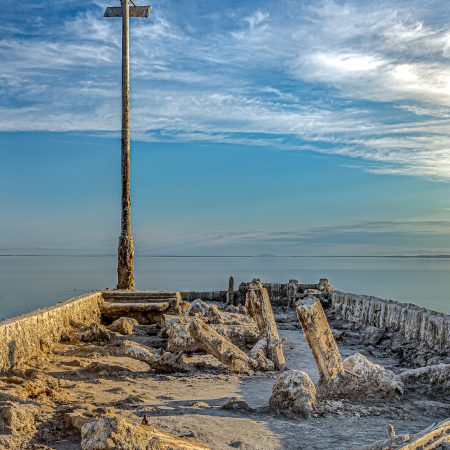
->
1, 0, 450, 178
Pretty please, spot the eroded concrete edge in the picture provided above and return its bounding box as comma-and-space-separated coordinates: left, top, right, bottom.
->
332, 291, 450, 350
0, 292, 103, 372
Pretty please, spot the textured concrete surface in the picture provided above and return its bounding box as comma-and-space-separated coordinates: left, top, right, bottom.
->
0, 292, 103, 372
332, 291, 450, 350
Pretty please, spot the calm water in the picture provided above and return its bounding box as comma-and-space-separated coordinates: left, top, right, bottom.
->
0, 256, 449, 319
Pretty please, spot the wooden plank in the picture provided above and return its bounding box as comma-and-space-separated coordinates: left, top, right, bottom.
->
104, 6, 152, 18
398, 419, 450, 449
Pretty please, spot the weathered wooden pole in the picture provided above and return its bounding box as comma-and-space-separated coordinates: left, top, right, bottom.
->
226, 276, 234, 305
117, 0, 134, 290
104, 2, 151, 290
295, 296, 344, 382
245, 280, 286, 371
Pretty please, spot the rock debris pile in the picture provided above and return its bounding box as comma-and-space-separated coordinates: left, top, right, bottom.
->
0, 278, 448, 449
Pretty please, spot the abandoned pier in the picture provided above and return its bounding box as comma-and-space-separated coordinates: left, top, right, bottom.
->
0, 278, 449, 449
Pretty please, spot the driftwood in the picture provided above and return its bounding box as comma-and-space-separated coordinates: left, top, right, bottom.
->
245, 280, 286, 370
361, 419, 450, 450
120, 340, 187, 373
399, 419, 450, 449
295, 296, 344, 382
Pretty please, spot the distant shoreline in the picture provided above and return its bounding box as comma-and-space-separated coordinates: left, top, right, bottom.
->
2, 254, 450, 259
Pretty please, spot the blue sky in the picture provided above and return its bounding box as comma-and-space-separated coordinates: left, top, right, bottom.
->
1, 0, 450, 255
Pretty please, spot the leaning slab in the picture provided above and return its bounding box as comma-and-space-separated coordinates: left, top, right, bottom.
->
246, 280, 286, 370
296, 296, 344, 382
188, 318, 257, 373
0, 292, 103, 372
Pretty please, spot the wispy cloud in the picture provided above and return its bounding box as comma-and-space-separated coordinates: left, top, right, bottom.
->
129, 219, 450, 256
1, 0, 450, 179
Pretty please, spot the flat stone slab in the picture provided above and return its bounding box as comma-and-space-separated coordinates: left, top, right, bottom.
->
101, 302, 171, 313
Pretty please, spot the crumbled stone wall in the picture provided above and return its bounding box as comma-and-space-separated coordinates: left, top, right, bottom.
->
332, 291, 450, 351
0, 292, 103, 372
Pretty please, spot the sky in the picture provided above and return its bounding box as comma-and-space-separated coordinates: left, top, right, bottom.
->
1, 0, 450, 256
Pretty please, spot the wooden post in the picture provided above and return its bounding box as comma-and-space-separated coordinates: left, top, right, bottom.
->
245, 280, 286, 370
104, 2, 151, 290
226, 276, 234, 305
117, 0, 134, 290
295, 296, 344, 382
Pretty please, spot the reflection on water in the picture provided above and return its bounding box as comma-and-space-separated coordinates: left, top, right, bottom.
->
0, 255, 449, 319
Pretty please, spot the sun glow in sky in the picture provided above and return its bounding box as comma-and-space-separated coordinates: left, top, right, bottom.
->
1, 0, 450, 256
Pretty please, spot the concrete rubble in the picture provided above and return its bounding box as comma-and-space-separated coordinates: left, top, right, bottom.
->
0, 279, 448, 448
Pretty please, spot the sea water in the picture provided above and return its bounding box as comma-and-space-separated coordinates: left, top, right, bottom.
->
0, 255, 449, 319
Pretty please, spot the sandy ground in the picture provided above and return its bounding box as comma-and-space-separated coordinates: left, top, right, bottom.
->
1, 307, 449, 450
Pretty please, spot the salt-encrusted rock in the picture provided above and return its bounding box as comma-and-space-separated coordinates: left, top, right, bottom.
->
65, 408, 96, 431
361, 326, 384, 346
186, 299, 211, 316
248, 339, 275, 371
399, 364, 450, 393
269, 370, 316, 417
74, 323, 113, 342
120, 340, 187, 373
165, 316, 197, 353
108, 317, 139, 335
237, 304, 247, 315
302, 289, 321, 296
320, 353, 403, 400
0, 401, 36, 435
225, 304, 239, 313
81, 415, 208, 450
221, 397, 253, 412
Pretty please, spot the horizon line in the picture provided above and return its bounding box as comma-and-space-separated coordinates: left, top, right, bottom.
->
1, 254, 450, 259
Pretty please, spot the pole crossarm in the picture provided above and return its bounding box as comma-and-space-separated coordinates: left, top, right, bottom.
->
104, 5, 152, 18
